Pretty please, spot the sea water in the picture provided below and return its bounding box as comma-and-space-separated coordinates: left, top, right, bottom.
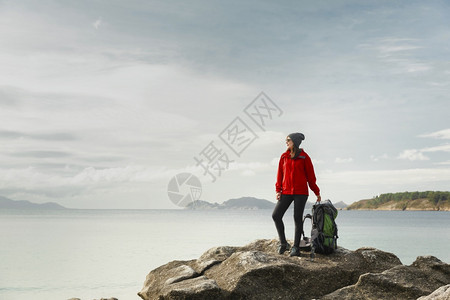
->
0, 209, 449, 300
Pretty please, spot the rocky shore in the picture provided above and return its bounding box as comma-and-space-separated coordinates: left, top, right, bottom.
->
138, 239, 450, 300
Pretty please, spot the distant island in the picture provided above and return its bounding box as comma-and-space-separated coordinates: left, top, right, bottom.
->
185, 197, 274, 210
185, 197, 348, 210
346, 191, 450, 211
0, 195, 351, 211
0, 196, 67, 210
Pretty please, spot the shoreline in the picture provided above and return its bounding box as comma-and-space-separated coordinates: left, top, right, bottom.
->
345, 208, 450, 211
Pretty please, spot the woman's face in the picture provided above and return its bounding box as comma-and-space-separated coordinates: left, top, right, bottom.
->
286, 136, 293, 150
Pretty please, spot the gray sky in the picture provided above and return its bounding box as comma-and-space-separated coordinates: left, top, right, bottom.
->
0, 0, 449, 208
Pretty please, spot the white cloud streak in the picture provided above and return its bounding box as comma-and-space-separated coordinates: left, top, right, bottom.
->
361, 37, 432, 74
335, 157, 354, 163
93, 17, 102, 29
370, 154, 389, 162
397, 130, 450, 161
419, 128, 450, 140
422, 144, 450, 153
321, 168, 450, 186
398, 149, 430, 161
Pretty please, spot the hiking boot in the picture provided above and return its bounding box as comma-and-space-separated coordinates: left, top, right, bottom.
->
277, 242, 291, 254
289, 246, 300, 257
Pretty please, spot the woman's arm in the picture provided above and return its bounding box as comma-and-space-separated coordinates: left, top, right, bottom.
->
305, 154, 320, 199
275, 155, 284, 200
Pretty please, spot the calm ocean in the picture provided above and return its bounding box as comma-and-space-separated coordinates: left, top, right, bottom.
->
0, 209, 449, 300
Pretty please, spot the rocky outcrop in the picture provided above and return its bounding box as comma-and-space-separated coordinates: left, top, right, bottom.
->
68, 298, 118, 300
417, 284, 450, 300
322, 256, 450, 299
346, 191, 450, 211
138, 239, 449, 299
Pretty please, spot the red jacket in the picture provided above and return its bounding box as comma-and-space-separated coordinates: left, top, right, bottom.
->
276, 149, 320, 196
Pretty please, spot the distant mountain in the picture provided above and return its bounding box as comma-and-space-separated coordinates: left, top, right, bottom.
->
303, 200, 347, 211
346, 191, 449, 211
222, 197, 275, 209
186, 197, 275, 210
0, 196, 67, 210
333, 201, 349, 209
185, 197, 347, 210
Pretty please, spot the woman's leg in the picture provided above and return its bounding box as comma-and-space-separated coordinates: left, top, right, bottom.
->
293, 194, 308, 247
272, 194, 294, 244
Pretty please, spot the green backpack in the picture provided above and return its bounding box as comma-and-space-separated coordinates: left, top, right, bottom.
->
309, 200, 338, 255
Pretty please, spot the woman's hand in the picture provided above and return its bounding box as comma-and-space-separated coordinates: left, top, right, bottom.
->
316, 194, 321, 203
276, 192, 281, 201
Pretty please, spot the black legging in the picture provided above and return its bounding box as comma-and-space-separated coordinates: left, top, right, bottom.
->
272, 194, 308, 247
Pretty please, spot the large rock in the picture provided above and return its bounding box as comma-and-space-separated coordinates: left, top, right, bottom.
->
418, 284, 450, 300
322, 256, 450, 300
69, 297, 119, 300
139, 239, 433, 300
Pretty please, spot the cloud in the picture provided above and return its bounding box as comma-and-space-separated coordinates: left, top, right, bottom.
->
377, 44, 422, 56
360, 37, 432, 74
397, 143, 450, 163
0, 55, 255, 162
397, 149, 430, 161
252, 131, 286, 147
10, 150, 72, 158
228, 161, 272, 172
0, 164, 193, 194
312, 159, 326, 165
404, 62, 432, 73
419, 128, 450, 140
0, 130, 77, 141
335, 157, 353, 163
241, 170, 256, 176
422, 144, 450, 153
0, 86, 23, 106
70, 165, 161, 184
321, 168, 450, 186
428, 81, 450, 87
93, 17, 102, 29
270, 157, 279, 166
370, 154, 389, 162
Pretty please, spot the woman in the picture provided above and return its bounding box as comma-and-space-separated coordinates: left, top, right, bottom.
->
272, 132, 321, 256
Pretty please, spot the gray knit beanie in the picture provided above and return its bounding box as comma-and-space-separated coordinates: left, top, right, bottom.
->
288, 132, 305, 149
